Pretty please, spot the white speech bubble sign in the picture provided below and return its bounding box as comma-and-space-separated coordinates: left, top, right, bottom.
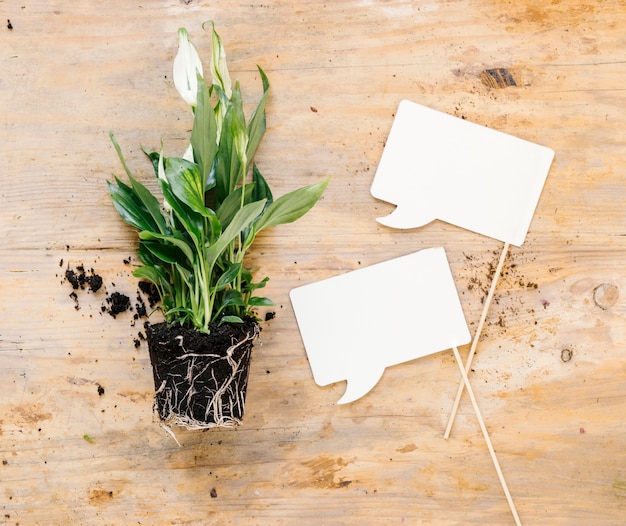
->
289, 247, 471, 404
370, 100, 554, 246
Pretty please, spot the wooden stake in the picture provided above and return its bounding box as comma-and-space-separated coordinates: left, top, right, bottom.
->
444, 241, 510, 439
450, 345, 522, 526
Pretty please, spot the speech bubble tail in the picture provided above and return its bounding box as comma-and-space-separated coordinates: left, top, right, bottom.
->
376, 205, 435, 230
336, 368, 385, 405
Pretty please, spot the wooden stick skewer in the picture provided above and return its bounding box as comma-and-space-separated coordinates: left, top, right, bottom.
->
450, 345, 522, 526
444, 241, 510, 439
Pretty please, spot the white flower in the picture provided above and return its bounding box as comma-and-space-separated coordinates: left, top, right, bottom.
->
157, 148, 172, 212
182, 143, 194, 162
209, 23, 232, 99
173, 28, 204, 108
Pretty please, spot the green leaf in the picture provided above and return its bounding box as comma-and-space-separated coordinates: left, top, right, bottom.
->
164, 157, 207, 216
246, 66, 270, 162
136, 243, 156, 266
174, 262, 194, 289
108, 178, 158, 232
215, 106, 237, 207
220, 289, 246, 307
255, 177, 329, 232
204, 207, 222, 245
132, 265, 171, 301
142, 240, 191, 268
191, 75, 218, 191
142, 147, 160, 179
109, 131, 134, 180
215, 87, 246, 206
243, 275, 269, 293
204, 199, 266, 269
230, 81, 248, 168
210, 82, 230, 141
126, 175, 168, 235
165, 306, 196, 322
133, 265, 168, 286
248, 296, 274, 307
215, 183, 256, 228
215, 262, 242, 291
139, 231, 195, 264
158, 178, 204, 246
240, 221, 256, 252
219, 315, 243, 325
251, 164, 273, 205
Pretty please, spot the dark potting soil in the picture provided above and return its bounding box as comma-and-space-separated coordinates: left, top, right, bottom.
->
105, 291, 131, 317
146, 319, 259, 427
65, 265, 103, 293
61, 260, 159, 344
138, 280, 160, 308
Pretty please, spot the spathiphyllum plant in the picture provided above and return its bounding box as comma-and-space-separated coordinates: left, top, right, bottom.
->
107, 24, 328, 429
109, 25, 328, 332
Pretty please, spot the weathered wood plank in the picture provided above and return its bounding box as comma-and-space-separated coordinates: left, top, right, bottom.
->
1, 1, 625, 524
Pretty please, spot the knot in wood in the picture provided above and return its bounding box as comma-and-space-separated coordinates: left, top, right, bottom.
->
593, 283, 619, 310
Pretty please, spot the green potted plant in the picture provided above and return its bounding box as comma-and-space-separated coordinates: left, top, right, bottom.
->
107, 24, 328, 429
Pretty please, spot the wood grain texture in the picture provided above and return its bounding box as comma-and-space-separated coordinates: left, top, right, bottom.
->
1, 1, 625, 524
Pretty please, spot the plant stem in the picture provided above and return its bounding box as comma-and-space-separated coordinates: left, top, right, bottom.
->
200, 236, 212, 332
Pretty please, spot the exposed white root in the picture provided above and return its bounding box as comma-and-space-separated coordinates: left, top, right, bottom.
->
152, 326, 259, 430
160, 423, 182, 447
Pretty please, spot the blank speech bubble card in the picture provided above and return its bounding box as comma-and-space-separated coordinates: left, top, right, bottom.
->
289, 247, 471, 404
370, 100, 554, 246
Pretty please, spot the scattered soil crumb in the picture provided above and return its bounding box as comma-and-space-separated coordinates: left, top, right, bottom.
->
62, 258, 160, 348
459, 247, 541, 338
106, 291, 131, 318
138, 280, 159, 308
131, 293, 147, 326
64, 265, 103, 293
69, 291, 79, 309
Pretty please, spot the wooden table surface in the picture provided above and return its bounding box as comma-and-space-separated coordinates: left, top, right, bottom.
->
2, 1, 625, 524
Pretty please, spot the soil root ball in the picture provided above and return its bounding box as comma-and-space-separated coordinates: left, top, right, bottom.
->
146, 319, 259, 430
